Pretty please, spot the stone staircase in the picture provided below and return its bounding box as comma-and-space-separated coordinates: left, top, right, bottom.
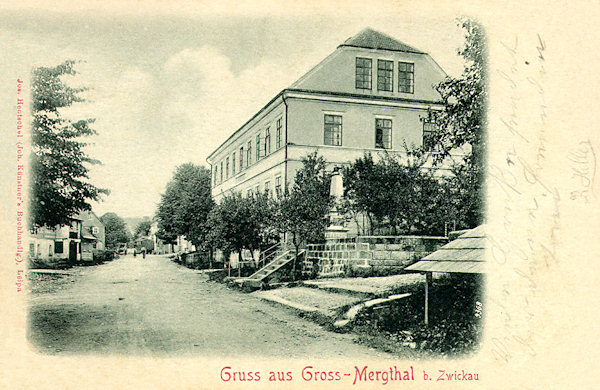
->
234, 249, 304, 289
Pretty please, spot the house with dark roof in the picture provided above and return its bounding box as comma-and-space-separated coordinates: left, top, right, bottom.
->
29, 214, 84, 268
80, 210, 106, 262
29, 210, 106, 267
207, 28, 448, 202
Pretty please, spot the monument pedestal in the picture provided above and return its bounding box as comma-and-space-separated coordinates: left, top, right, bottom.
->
325, 225, 350, 241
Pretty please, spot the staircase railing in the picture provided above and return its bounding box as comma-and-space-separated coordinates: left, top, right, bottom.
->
258, 242, 282, 270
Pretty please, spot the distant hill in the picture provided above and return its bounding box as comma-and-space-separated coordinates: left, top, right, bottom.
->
122, 216, 151, 236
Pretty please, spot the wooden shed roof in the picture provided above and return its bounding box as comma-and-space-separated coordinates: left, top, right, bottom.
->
405, 225, 486, 274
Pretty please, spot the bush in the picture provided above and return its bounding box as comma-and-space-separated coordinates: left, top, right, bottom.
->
353, 273, 484, 356
93, 249, 116, 263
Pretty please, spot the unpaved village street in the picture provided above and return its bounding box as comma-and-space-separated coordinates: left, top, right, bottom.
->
28, 255, 392, 358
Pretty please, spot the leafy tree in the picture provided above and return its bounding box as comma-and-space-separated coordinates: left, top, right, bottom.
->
276, 153, 332, 276
343, 153, 452, 236
426, 19, 486, 227
207, 192, 277, 273
155, 182, 179, 245
207, 193, 252, 269
134, 220, 152, 238
30, 60, 108, 228
248, 192, 280, 250
155, 163, 214, 250
100, 212, 130, 249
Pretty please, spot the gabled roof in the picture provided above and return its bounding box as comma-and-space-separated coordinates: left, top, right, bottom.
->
338, 28, 425, 54
405, 225, 486, 274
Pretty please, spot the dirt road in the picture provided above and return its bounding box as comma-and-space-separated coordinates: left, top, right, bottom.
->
28, 254, 391, 358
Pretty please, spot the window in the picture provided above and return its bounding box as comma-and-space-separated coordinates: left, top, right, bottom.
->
264, 127, 271, 156
375, 118, 392, 149
275, 176, 282, 198
377, 60, 393, 91
264, 180, 271, 196
247, 189, 253, 198
256, 134, 261, 161
247, 141, 252, 166
55, 241, 63, 254
232, 152, 236, 175
220, 161, 223, 183
355, 57, 372, 89
92, 226, 99, 234
398, 62, 414, 93
276, 118, 282, 149
225, 157, 230, 179
324, 114, 342, 146
255, 184, 260, 194
423, 121, 438, 150
213, 165, 218, 185
239, 147, 244, 170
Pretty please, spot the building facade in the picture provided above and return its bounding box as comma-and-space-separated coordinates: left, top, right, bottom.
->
29, 211, 107, 267
80, 210, 106, 261
29, 216, 84, 267
207, 28, 447, 202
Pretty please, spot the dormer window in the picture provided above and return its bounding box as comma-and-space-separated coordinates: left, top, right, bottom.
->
377, 60, 393, 91
355, 57, 372, 89
398, 62, 414, 93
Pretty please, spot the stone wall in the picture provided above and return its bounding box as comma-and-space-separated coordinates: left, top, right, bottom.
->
303, 236, 447, 278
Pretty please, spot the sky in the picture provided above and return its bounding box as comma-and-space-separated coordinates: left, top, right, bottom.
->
0, 7, 467, 219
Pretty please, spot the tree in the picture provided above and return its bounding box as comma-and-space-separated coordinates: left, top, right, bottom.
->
134, 220, 152, 238
207, 193, 252, 273
30, 60, 108, 228
426, 19, 486, 227
207, 192, 277, 274
154, 163, 214, 250
155, 182, 179, 245
100, 212, 130, 249
343, 153, 452, 236
276, 153, 332, 276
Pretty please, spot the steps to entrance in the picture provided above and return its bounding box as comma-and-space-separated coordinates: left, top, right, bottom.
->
234, 250, 303, 289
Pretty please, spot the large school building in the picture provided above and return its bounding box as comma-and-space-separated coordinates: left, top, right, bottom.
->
206, 28, 448, 202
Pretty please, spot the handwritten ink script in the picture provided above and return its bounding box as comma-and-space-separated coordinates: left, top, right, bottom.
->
568, 140, 596, 203
489, 34, 560, 363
